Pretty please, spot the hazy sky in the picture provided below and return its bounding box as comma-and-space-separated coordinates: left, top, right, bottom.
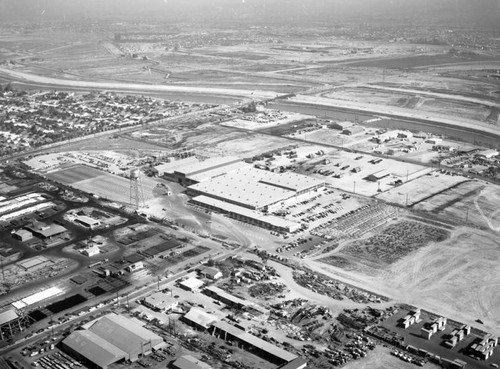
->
0, 0, 499, 23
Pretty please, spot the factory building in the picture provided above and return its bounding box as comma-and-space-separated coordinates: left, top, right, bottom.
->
61, 313, 164, 368
75, 215, 101, 229
328, 121, 354, 130
25, 221, 67, 239
342, 126, 364, 135
186, 165, 323, 233
160, 157, 323, 233
366, 170, 391, 182
210, 321, 298, 365
188, 167, 325, 212
204, 286, 247, 309
181, 308, 218, 331
170, 156, 247, 186
11, 229, 33, 242
191, 195, 301, 233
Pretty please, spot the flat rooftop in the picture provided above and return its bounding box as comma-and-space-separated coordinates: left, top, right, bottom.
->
193, 195, 300, 230
189, 167, 324, 210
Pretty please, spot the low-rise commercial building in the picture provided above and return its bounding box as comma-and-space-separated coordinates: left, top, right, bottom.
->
179, 277, 205, 292
142, 292, 178, 312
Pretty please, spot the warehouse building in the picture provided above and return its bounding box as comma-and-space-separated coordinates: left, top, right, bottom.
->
204, 286, 247, 309
191, 195, 301, 233
61, 313, 164, 368
62, 330, 128, 369
188, 167, 325, 212
171, 156, 248, 186
328, 121, 354, 130
25, 221, 67, 239
210, 321, 298, 365
75, 215, 101, 229
366, 170, 391, 182
11, 229, 33, 242
342, 126, 364, 135
181, 308, 218, 331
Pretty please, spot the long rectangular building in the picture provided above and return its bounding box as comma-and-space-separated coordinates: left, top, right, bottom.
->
188, 167, 325, 211
210, 321, 298, 365
192, 195, 301, 233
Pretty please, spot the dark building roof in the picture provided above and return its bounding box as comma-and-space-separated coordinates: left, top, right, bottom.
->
25, 221, 66, 238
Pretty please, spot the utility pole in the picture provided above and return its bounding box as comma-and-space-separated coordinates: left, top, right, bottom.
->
0, 256, 4, 282
353, 181, 356, 194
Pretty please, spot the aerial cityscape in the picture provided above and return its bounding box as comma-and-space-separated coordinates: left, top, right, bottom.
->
0, 1, 499, 369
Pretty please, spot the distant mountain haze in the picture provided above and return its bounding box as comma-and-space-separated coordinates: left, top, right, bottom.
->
0, 0, 498, 23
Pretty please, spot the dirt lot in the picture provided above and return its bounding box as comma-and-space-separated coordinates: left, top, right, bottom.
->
376, 172, 468, 207
46, 164, 158, 203
313, 226, 500, 335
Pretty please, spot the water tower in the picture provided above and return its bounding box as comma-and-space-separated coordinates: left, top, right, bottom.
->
129, 168, 145, 209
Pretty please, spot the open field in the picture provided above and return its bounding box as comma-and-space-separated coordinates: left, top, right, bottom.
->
314, 226, 500, 335
345, 53, 499, 69
46, 164, 157, 203
376, 173, 468, 207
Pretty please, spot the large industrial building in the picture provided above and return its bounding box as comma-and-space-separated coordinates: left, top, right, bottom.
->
156, 156, 247, 186
167, 158, 326, 233
210, 320, 298, 365
61, 313, 164, 369
188, 167, 325, 212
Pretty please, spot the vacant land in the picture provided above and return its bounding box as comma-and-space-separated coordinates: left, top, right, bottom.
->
46, 164, 158, 203
315, 226, 500, 335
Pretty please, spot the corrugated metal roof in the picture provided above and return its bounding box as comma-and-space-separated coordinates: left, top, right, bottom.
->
88, 313, 163, 360
212, 321, 297, 362
62, 330, 128, 368
0, 309, 18, 325
182, 308, 217, 329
